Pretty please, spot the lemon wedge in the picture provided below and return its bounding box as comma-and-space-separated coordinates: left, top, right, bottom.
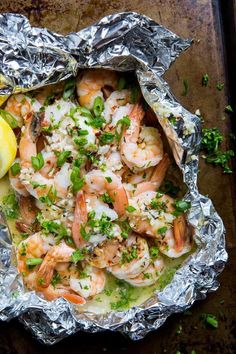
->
0, 116, 17, 179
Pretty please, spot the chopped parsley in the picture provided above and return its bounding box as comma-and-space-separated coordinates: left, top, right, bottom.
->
205, 150, 234, 173
104, 288, 113, 296
150, 246, 159, 259
119, 219, 132, 239
201, 127, 223, 153
51, 272, 61, 287
110, 280, 135, 310
115, 115, 131, 141
31, 152, 44, 171
39, 186, 57, 206
56, 150, 71, 167
99, 132, 115, 146
181, 79, 189, 96
71, 248, 87, 263
201, 127, 234, 173
38, 278, 46, 286
157, 226, 168, 235
225, 105, 233, 113
172, 200, 191, 216
30, 181, 47, 189
1, 193, 19, 219
40, 219, 71, 244
125, 205, 136, 213
81, 211, 115, 240
201, 313, 218, 328
150, 198, 167, 212
175, 324, 182, 335
216, 83, 224, 91
202, 73, 209, 86
19, 242, 27, 256
10, 162, 21, 176
100, 193, 114, 204
120, 245, 138, 264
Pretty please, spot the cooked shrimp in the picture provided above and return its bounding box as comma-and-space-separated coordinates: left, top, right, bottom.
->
73, 192, 121, 248
103, 89, 133, 125
159, 215, 192, 258
41, 284, 86, 305
76, 69, 117, 109
72, 191, 88, 248
108, 234, 150, 279
70, 265, 106, 299
124, 257, 165, 287
127, 191, 191, 258
18, 195, 37, 225
19, 113, 71, 199
133, 153, 170, 196
120, 104, 163, 171
17, 232, 55, 289
37, 241, 75, 288
84, 169, 128, 216
88, 239, 123, 268
9, 158, 29, 197
4, 94, 41, 127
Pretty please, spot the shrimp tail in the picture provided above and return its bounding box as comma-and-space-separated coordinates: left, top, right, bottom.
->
110, 188, 128, 217
72, 191, 88, 248
41, 285, 86, 305
123, 104, 145, 143
134, 153, 170, 196
37, 242, 74, 287
61, 293, 86, 305
150, 153, 170, 183
173, 214, 187, 251
37, 257, 55, 288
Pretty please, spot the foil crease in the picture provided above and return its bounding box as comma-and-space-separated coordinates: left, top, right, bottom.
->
0, 12, 227, 344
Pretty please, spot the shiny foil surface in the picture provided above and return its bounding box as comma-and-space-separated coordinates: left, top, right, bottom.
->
0, 12, 227, 344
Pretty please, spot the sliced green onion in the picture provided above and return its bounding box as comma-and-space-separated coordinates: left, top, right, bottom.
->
99, 132, 115, 146
157, 226, 168, 235
125, 205, 136, 213
11, 162, 21, 176
57, 150, 71, 168
93, 96, 104, 116
26, 258, 43, 266
0, 109, 19, 128
31, 152, 44, 171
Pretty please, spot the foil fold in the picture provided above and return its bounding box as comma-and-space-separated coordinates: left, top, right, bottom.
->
0, 12, 227, 344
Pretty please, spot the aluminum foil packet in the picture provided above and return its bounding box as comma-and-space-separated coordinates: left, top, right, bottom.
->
0, 12, 227, 344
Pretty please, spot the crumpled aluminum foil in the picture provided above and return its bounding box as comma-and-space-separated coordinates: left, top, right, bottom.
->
0, 12, 227, 344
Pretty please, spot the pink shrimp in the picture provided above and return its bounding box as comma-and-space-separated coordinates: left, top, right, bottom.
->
72, 191, 88, 248
37, 242, 75, 288
120, 104, 163, 171
84, 169, 128, 216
